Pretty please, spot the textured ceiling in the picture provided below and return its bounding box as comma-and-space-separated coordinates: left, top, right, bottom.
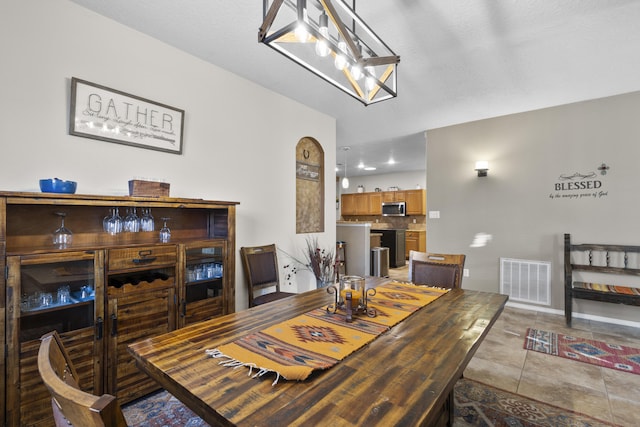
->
70, 0, 640, 177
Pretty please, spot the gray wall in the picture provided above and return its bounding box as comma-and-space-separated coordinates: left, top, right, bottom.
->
426, 91, 640, 324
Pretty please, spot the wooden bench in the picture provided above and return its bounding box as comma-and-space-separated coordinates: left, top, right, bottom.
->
564, 233, 640, 326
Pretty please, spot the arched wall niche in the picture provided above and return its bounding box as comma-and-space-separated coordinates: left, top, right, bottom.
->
296, 137, 325, 233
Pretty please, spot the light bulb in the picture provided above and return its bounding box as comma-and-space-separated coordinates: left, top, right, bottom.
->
334, 39, 347, 70
315, 31, 330, 56
295, 23, 310, 42
295, 1, 310, 42
351, 63, 363, 81
365, 66, 376, 91
342, 176, 349, 189
315, 13, 330, 57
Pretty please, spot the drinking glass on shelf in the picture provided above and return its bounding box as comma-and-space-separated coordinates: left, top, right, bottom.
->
57, 285, 71, 304
53, 212, 73, 248
39, 292, 53, 307
114, 207, 123, 233
159, 217, 171, 243
103, 208, 112, 233
124, 207, 140, 232
140, 208, 155, 231
104, 207, 123, 235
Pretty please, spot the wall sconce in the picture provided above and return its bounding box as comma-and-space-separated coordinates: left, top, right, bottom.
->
475, 161, 489, 177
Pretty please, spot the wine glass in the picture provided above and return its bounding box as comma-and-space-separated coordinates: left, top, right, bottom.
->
140, 208, 154, 231
159, 217, 171, 243
114, 207, 123, 233
124, 207, 140, 232
53, 212, 73, 248
103, 208, 112, 233
103, 207, 122, 235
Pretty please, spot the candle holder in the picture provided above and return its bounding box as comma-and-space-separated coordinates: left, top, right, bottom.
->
326, 275, 376, 322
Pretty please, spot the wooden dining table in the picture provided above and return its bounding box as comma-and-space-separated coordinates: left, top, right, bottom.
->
128, 278, 508, 426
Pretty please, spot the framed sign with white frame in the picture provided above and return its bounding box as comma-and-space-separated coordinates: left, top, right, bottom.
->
69, 77, 184, 154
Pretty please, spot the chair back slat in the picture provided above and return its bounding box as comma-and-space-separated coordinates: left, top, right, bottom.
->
38, 331, 128, 427
409, 251, 466, 289
241, 244, 295, 307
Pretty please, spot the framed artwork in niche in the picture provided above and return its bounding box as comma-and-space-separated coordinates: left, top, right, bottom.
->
296, 137, 325, 233
69, 77, 184, 154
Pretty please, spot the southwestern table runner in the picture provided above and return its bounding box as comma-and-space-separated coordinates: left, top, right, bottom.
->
207, 282, 448, 383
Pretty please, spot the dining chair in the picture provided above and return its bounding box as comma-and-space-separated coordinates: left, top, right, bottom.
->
37, 331, 128, 427
240, 244, 296, 307
408, 250, 466, 289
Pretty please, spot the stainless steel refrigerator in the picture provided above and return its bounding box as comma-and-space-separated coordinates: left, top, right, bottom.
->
379, 229, 406, 268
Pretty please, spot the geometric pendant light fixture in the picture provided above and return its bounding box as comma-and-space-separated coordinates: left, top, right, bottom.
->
259, 0, 400, 105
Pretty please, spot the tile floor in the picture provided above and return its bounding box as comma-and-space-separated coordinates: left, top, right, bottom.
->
387, 265, 640, 426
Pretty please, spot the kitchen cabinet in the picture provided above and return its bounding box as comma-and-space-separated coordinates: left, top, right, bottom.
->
368, 192, 383, 215
405, 230, 426, 259
341, 193, 380, 215
382, 190, 406, 203
1, 191, 238, 426
342, 190, 424, 217
341, 193, 357, 215
355, 193, 368, 214
405, 189, 426, 215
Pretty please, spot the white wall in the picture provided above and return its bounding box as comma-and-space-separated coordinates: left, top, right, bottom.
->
0, 0, 337, 310
340, 171, 427, 195
426, 91, 640, 323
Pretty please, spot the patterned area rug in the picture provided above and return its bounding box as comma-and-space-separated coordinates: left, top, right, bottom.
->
123, 380, 619, 426
454, 379, 619, 426
524, 328, 640, 375
122, 390, 209, 427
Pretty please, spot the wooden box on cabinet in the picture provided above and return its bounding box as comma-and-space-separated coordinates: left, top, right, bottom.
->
0, 191, 238, 427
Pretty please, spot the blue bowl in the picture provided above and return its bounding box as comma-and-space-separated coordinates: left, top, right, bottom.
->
39, 178, 77, 194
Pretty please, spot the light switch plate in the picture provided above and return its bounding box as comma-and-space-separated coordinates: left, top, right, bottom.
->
429, 210, 440, 219
464, 269, 469, 277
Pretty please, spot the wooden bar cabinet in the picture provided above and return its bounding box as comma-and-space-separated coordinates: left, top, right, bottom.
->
0, 191, 238, 427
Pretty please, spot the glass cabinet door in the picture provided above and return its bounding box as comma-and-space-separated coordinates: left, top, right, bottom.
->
180, 242, 226, 326
6, 251, 103, 427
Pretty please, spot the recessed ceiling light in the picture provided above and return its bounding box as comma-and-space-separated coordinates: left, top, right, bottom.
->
388, 158, 396, 165
357, 162, 364, 169
364, 167, 377, 171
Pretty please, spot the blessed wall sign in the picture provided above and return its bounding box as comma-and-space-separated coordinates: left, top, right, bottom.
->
549, 163, 609, 200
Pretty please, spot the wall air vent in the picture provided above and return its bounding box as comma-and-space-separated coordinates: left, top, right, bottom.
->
500, 258, 551, 305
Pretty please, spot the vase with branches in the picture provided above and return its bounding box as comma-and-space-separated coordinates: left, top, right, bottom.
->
280, 236, 335, 288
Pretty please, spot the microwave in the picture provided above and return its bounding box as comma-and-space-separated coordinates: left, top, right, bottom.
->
382, 201, 406, 216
